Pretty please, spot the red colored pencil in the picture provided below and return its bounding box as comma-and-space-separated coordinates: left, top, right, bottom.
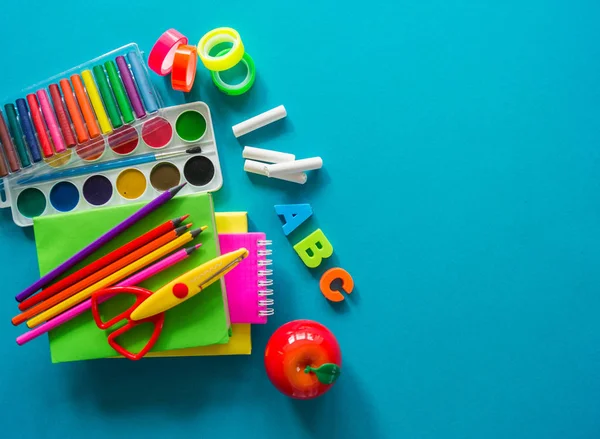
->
18, 215, 189, 311
12, 224, 196, 326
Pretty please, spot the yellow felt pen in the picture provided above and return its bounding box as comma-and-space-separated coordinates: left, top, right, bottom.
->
130, 248, 249, 321
81, 69, 112, 135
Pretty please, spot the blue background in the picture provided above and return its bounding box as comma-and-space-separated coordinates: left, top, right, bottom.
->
1, 1, 599, 438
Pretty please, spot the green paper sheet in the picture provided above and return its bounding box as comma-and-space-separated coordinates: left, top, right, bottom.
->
32, 193, 230, 363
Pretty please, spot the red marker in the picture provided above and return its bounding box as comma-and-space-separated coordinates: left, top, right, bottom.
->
26, 94, 53, 158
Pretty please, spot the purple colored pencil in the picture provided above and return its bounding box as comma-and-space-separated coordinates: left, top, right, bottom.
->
116, 56, 146, 119
15, 183, 186, 302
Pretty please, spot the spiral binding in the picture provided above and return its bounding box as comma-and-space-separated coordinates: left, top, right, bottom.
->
257, 239, 274, 318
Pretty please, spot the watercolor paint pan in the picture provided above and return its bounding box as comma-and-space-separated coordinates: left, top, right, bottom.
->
0, 43, 163, 202
5, 102, 222, 227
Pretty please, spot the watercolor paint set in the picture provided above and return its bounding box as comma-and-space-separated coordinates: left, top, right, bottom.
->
3, 101, 222, 227
0, 43, 223, 227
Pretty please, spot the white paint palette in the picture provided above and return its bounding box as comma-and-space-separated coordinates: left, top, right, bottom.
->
3, 102, 222, 227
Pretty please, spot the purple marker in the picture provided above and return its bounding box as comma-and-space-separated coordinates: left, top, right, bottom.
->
116, 55, 146, 119
15, 183, 186, 303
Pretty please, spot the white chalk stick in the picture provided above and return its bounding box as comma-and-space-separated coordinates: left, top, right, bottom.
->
244, 160, 307, 184
242, 146, 295, 163
265, 157, 323, 177
232, 105, 287, 138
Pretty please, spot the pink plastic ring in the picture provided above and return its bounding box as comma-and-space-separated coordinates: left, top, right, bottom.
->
148, 29, 189, 76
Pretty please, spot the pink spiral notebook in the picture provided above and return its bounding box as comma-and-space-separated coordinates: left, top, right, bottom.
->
220, 233, 273, 324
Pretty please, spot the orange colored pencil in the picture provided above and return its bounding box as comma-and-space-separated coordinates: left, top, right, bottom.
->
12, 225, 192, 326
19, 216, 189, 311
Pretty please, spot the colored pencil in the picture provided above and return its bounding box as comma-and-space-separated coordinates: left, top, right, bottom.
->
26, 228, 204, 328
15, 183, 187, 302
12, 224, 195, 325
16, 244, 202, 346
18, 215, 190, 311
17, 146, 203, 186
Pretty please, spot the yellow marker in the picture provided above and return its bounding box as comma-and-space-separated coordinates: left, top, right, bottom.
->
130, 248, 248, 321
26, 231, 199, 328
81, 70, 112, 135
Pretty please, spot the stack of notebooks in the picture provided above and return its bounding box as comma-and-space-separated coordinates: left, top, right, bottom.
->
32, 193, 273, 363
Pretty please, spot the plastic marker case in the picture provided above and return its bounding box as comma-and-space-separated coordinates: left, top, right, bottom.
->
0, 44, 223, 227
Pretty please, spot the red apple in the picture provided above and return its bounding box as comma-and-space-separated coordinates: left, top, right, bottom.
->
264, 319, 342, 399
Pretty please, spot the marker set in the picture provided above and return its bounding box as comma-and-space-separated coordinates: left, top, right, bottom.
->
0, 44, 161, 186
5, 102, 223, 227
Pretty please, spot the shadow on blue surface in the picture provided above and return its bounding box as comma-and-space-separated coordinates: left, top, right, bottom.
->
290, 365, 381, 439
61, 353, 379, 438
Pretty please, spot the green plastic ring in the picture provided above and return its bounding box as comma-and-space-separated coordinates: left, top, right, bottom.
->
210, 49, 256, 96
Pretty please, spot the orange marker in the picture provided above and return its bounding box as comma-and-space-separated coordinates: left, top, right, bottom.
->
70, 74, 101, 139
59, 79, 89, 144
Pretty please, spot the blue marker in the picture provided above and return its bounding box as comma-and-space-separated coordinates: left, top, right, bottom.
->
127, 52, 159, 114
16, 99, 42, 163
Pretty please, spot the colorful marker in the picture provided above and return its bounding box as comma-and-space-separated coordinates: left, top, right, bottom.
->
105, 60, 134, 124
16, 99, 42, 163
36, 89, 66, 153
92, 65, 122, 129
71, 75, 101, 139
81, 70, 112, 135
48, 84, 76, 148
116, 56, 146, 119
26, 94, 53, 158
59, 79, 89, 144
127, 51, 159, 113
0, 141, 8, 176
0, 109, 21, 172
4, 104, 31, 167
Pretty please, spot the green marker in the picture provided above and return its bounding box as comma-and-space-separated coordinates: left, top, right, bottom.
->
105, 61, 134, 124
92, 65, 123, 129
4, 104, 30, 168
